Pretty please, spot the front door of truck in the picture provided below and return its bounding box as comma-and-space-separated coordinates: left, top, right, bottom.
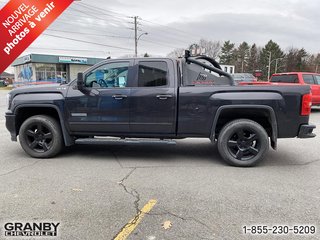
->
66, 60, 133, 134
130, 60, 176, 134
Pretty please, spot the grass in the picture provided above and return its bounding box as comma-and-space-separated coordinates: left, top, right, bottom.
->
0, 87, 13, 90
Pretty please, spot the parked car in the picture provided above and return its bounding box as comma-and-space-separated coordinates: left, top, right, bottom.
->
0, 80, 8, 87
240, 72, 320, 106
232, 73, 257, 84
5, 52, 315, 167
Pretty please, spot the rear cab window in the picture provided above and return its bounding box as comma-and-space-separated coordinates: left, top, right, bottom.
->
138, 61, 168, 87
314, 75, 320, 85
270, 74, 298, 83
302, 74, 315, 84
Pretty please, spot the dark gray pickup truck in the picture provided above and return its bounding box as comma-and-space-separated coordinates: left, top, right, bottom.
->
5, 52, 316, 166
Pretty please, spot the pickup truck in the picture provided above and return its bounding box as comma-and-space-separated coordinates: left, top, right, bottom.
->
5, 52, 316, 167
240, 72, 320, 106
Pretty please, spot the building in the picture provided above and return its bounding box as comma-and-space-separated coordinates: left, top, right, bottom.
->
12, 54, 105, 85
0, 72, 14, 84
220, 65, 235, 74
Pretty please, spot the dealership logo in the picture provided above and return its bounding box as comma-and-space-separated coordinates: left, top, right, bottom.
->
3, 222, 60, 237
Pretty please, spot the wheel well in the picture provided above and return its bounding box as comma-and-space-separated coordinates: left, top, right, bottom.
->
214, 108, 274, 139
15, 107, 60, 135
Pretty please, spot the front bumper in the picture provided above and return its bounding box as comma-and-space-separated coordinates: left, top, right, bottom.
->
5, 111, 17, 141
298, 124, 316, 138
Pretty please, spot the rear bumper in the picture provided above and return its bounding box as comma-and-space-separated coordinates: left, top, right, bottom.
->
298, 124, 316, 138
5, 111, 17, 141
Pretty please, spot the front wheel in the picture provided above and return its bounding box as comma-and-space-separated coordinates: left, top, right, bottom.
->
217, 119, 269, 167
19, 115, 63, 158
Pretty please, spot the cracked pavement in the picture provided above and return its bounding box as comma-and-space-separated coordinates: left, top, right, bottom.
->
0, 90, 320, 239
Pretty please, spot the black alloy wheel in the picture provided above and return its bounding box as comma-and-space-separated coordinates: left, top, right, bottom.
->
25, 123, 53, 153
19, 115, 63, 158
217, 119, 269, 167
227, 128, 259, 161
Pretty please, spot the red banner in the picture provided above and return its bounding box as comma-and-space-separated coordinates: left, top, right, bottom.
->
0, 0, 74, 73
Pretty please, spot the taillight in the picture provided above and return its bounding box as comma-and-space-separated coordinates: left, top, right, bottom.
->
301, 93, 312, 116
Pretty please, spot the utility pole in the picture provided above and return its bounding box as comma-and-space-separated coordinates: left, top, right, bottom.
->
267, 51, 272, 80
130, 16, 147, 57
134, 16, 138, 57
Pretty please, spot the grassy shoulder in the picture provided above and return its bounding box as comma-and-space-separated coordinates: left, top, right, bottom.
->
0, 87, 13, 90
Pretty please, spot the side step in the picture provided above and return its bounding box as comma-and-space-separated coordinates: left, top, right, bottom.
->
75, 137, 177, 146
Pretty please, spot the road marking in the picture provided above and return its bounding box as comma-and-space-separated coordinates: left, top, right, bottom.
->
114, 199, 157, 240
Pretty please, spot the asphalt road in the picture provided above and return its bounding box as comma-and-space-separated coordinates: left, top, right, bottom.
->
0, 89, 319, 240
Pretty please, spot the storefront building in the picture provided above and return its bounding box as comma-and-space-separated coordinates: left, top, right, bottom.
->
12, 54, 104, 86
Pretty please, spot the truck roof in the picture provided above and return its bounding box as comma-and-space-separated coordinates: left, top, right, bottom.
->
272, 72, 320, 76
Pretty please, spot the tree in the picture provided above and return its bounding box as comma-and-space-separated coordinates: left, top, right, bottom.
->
285, 47, 308, 72
167, 48, 185, 58
219, 41, 236, 65
235, 41, 250, 73
248, 44, 260, 73
259, 40, 285, 79
144, 53, 150, 57
198, 39, 221, 59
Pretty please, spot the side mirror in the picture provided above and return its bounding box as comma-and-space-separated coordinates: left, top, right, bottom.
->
77, 72, 84, 91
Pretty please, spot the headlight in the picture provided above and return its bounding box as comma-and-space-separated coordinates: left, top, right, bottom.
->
6, 93, 12, 110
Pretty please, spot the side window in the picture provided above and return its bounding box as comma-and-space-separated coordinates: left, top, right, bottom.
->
85, 62, 129, 88
314, 75, 320, 85
302, 74, 315, 84
138, 61, 168, 87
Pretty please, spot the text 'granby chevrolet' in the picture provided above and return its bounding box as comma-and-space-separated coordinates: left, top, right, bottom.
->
3, 222, 60, 237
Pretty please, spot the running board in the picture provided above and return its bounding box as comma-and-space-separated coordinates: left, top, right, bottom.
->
75, 137, 177, 146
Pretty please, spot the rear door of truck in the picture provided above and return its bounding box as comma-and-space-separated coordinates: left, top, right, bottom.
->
129, 59, 177, 134
302, 74, 320, 105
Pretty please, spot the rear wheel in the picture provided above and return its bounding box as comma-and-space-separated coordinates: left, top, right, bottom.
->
19, 115, 63, 158
217, 119, 269, 167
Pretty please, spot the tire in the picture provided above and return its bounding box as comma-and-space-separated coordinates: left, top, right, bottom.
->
217, 119, 269, 167
19, 115, 63, 158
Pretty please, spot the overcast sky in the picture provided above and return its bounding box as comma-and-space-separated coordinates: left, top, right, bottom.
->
1, 0, 320, 72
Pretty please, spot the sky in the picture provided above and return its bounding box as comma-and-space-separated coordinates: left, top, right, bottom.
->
1, 0, 320, 73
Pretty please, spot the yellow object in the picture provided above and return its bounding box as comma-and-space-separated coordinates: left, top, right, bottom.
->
114, 199, 157, 240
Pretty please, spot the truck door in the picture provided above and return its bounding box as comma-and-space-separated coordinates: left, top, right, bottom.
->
65, 60, 133, 134
312, 74, 320, 105
302, 74, 320, 105
130, 60, 176, 134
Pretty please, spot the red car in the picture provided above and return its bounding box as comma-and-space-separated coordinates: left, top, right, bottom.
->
240, 72, 320, 106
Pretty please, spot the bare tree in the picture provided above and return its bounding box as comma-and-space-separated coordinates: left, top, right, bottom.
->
167, 48, 185, 58
199, 39, 221, 59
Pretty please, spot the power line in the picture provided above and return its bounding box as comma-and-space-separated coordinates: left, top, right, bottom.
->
67, 2, 198, 46
42, 34, 134, 51
140, 39, 184, 49
77, 2, 130, 19
140, 18, 199, 40
67, 6, 129, 26
26, 47, 133, 55
49, 18, 127, 36
27, 47, 105, 52
46, 29, 131, 39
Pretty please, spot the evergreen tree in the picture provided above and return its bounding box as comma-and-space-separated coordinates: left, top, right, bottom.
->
260, 40, 285, 79
235, 42, 250, 73
248, 44, 260, 73
219, 41, 236, 65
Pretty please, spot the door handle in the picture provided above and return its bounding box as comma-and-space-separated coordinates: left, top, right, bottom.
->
156, 94, 173, 100
112, 94, 127, 100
